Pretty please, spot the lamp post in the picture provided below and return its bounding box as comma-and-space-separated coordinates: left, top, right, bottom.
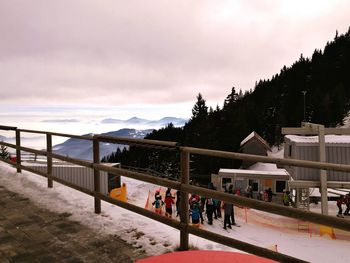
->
302, 90, 307, 121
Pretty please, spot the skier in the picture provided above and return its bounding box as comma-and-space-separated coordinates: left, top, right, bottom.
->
223, 201, 233, 230
337, 195, 345, 217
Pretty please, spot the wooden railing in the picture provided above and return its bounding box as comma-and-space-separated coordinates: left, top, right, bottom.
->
1, 125, 350, 262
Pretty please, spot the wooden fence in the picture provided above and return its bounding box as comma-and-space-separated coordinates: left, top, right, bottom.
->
1, 125, 350, 262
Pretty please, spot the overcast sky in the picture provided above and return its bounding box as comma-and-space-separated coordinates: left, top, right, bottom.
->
1, 0, 350, 120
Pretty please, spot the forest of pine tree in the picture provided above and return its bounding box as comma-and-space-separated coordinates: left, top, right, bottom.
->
104, 28, 350, 184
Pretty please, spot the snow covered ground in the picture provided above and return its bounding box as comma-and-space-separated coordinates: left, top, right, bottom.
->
0, 162, 349, 262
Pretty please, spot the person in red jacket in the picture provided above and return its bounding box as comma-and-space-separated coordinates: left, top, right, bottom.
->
164, 189, 175, 218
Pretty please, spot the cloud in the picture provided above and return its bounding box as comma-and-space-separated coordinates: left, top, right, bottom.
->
0, 0, 349, 108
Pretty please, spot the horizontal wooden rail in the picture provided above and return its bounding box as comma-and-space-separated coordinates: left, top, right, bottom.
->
18, 128, 93, 140
95, 134, 179, 150
181, 146, 350, 173
187, 226, 307, 263
94, 163, 181, 190
0, 141, 16, 149
0, 125, 17, 131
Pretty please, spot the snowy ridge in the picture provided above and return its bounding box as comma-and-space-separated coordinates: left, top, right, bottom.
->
52, 128, 153, 161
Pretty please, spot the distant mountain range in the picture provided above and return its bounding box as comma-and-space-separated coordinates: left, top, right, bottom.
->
52, 128, 153, 161
101, 116, 187, 127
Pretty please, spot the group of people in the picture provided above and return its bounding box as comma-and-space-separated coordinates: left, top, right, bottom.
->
336, 193, 350, 217
152, 183, 238, 230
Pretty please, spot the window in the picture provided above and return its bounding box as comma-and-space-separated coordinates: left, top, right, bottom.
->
276, 180, 286, 193
288, 144, 292, 157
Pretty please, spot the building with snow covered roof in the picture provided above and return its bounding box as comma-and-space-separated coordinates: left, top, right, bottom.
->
284, 134, 350, 182
240, 131, 271, 169
212, 163, 290, 203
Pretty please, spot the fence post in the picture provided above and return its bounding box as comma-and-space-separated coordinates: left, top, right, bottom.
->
93, 137, 101, 214
179, 149, 189, 251
15, 129, 21, 173
46, 133, 53, 188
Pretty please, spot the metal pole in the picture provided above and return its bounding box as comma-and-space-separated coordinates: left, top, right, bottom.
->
93, 137, 101, 214
179, 150, 189, 251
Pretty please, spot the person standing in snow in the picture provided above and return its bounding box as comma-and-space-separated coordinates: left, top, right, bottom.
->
205, 197, 214, 225
228, 185, 237, 225
190, 200, 201, 226
152, 191, 164, 215
343, 193, 350, 216
175, 190, 181, 217
164, 189, 175, 217
223, 201, 233, 229
337, 195, 345, 217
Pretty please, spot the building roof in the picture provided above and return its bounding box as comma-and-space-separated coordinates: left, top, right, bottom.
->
285, 135, 350, 144
240, 131, 271, 151
218, 166, 290, 180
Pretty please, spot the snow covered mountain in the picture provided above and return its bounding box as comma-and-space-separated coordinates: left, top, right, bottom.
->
53, 128, 153, 161
100, 116, 187, 127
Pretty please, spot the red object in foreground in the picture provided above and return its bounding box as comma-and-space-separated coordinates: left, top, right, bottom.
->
136, 250, 276, 263
10, 156, 16, 163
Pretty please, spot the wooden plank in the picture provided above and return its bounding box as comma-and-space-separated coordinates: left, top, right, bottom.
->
180, 146, 350, 173
93, 163, 181, 190
47, 134, 53, 188
93, 137, 101, 214
318, 125, 328, 215
0, 125, 17, 130
282, 127, 350, 135
15, 130, 21, 173
95, 134, 178, 149
179, 150, 189, 251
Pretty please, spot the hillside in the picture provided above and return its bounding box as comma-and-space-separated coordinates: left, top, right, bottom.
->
53, 128, 153, 161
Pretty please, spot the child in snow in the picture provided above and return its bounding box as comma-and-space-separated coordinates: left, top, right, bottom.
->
152, 191, 164, 215
190, 201, 201, 226
164, 189, 175, 217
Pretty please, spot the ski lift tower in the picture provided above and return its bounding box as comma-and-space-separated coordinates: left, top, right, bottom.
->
282, 122, 350, 215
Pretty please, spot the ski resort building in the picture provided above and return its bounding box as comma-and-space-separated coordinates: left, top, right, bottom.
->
212, 131, 290, 204
284, 134, 350, 182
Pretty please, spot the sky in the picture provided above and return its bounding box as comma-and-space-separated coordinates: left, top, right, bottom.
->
1, 161, 350, 262
1, 0, 350, 127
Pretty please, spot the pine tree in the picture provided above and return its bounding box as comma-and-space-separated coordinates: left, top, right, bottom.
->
191, 93, 208, 120
0, 145, 10, 159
